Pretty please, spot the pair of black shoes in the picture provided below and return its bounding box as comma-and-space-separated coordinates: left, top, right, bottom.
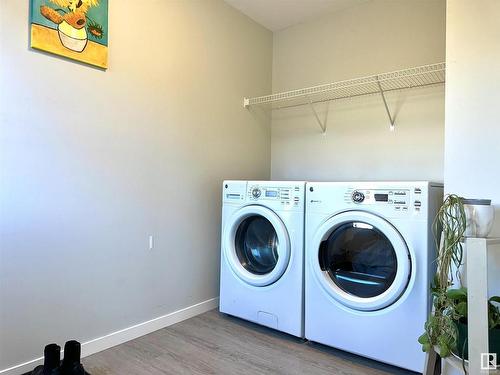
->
32, 341, 90, 375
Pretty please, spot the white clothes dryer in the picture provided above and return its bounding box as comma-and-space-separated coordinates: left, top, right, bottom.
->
305, 181, 443, 372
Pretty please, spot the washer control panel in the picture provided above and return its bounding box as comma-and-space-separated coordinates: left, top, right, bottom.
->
248, 184, 302, 207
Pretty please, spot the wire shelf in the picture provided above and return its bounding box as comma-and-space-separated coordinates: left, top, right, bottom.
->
244, 62, 445, 110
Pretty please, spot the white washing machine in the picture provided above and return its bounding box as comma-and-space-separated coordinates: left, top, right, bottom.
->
219, 180, 305, 337
305, 181, 443, 372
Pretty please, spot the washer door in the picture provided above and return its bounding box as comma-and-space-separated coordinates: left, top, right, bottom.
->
311, 211, 411, 311
224, 205, 291, 287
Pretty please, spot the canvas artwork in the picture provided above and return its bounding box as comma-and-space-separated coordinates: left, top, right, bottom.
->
30, 0, 108, 69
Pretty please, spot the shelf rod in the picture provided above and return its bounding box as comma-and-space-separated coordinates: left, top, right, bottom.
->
307, 98, 327, 134
377, 78, 396, 131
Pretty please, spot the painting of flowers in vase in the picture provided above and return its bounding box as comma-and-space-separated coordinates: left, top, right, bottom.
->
30, 0, 108, 69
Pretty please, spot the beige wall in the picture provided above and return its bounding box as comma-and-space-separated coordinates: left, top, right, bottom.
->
0, 0, 272, 371
271, 0, 446, 182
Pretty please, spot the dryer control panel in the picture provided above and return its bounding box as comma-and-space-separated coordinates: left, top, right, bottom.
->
306, 182, 442, 218
345, 187, 424, 214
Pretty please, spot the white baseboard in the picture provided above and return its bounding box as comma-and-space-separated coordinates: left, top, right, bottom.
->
0, 297, 219, 375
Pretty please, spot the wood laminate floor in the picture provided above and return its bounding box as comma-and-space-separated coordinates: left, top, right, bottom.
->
83, 310, 417, 375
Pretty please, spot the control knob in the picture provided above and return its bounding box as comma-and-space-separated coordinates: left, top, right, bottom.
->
251, 187, 262, 199
352, 191, 365, 203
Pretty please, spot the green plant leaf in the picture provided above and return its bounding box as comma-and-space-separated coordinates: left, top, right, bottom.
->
422, 342, 431, 353
456, 301, 467, 318
439, 344, 451, 358
418, 333, 430, 345
489, 296, 500, 304
447, 288, 467, 300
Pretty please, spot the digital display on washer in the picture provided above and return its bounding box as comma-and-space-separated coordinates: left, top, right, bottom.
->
374, 193, 389, 202
265, 190, 278, 198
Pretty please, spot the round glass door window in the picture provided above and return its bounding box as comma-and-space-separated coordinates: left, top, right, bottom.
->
319, 221, 398, 298
235, 216, 279, 275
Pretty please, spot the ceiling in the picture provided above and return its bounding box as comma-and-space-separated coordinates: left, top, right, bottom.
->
224, 0, 370, 32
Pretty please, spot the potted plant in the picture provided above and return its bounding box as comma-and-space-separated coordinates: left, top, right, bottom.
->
418, 195, 467, 357
418, 194, 499, 364
446, 287, 500, 360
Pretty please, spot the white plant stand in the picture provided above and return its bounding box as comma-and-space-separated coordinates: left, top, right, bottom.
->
425, 238, 500, 375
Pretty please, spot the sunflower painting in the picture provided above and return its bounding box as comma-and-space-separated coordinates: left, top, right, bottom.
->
30, 0, 108, 69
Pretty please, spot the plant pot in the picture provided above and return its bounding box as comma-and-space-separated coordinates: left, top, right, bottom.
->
454, 320, 500, 360
463, 198, 495, 238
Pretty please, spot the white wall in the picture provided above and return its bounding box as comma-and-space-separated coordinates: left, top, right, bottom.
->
445, 0, 500, 237
0, 0, 272, 372
271, 0, 446, 182
444, 3, 500, 336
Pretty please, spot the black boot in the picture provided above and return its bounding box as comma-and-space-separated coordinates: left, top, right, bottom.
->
59, 341, 90, 375
31, 343, 61, 375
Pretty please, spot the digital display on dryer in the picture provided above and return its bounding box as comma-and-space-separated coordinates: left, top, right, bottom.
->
374, 194, 389, 202
265, 190, 278, 198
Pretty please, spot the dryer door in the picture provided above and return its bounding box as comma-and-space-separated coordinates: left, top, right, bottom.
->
224, 205, 291, 287
311, 211, 411, 311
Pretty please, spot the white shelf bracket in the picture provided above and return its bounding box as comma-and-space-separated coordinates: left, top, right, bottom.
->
307, 98, 327, 134
376, 78, 396, 131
